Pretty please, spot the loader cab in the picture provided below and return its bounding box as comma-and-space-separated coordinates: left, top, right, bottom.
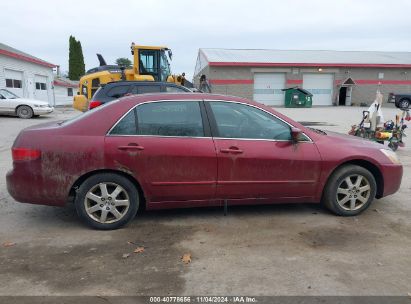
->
134, 46, 172, 82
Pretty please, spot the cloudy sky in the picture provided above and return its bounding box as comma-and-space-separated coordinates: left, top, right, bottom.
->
1, 0, 411, 80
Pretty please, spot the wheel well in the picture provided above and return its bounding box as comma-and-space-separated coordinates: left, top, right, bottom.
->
15, 104, 33, 114
68, 169, 146, 209
328, 160, 384, 198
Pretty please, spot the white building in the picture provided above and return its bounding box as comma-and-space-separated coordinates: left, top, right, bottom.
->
0, 42, 56, 105
53, 77, 78, 106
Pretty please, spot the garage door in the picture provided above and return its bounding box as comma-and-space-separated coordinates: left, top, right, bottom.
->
303, 74, 334, 106
4, 69, 24, 97
34, 74, 49, 102
253, 73, 285, 106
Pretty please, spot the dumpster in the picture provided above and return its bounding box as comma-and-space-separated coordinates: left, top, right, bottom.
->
283, 87, 313, 108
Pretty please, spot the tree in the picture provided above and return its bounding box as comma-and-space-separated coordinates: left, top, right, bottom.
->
116, 57, 132, 68
68, 35, 86, 80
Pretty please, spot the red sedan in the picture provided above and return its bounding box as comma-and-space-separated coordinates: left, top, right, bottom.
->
6, 93, 403, 229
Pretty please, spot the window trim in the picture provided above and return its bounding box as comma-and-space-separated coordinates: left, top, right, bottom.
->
106, 99, 211, 138
204, 99, 312, 143
106, 99, 312, 142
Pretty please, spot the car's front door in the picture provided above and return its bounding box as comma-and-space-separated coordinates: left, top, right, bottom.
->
206, 101, 321, 202
105, 100, 217, 205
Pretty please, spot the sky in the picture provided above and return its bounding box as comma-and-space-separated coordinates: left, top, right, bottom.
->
1, 0, 411, 80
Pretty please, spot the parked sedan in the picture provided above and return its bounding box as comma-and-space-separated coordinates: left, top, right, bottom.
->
0, 89, 53, 118
7, 93, 402, 229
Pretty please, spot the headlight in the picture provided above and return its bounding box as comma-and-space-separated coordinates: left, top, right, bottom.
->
380, 149, 401, 164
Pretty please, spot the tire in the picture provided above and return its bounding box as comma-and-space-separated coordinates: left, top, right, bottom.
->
322, 165, 377, 216
16, 105, 33, 119
75, 173, 139, 230
398, 99, 410, 110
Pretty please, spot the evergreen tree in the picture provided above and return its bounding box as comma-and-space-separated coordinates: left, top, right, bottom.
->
68, 35, 85, 80
115, 57, 132, 68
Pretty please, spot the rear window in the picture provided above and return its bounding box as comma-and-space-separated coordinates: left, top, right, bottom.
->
107, 85, 130, 98
138, 85, 161, 94
165, 86, 189, 93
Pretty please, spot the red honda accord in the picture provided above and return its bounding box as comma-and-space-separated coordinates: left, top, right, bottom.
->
7, 93, 402, 229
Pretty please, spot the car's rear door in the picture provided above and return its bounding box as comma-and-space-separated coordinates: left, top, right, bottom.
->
205, 100, 321, 202
105, 100, 217, 205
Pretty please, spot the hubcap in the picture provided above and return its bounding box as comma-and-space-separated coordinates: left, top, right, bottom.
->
336, 174, 371, 211
84, 182, 130, 224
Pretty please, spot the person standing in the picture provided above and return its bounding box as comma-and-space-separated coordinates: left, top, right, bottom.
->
199, 74, 211, 93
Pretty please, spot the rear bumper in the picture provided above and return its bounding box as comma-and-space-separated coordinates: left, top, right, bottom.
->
380, 164, 403, 197
6, 166, 67, 207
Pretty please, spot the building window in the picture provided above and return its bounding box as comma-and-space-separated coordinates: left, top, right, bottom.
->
6, 79, 22, 88
36, 82, 47, 90
378, 72, 384, 79
67, 88, 73, 96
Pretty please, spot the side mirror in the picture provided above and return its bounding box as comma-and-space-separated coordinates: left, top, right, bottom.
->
291, 127, 302, 143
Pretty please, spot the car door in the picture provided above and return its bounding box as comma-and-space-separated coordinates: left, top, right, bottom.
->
206, 100, 321, 202
105, 100, 217, 205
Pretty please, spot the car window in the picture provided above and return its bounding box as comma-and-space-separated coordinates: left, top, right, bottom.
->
138, 85, 161, 94
209, 102, 292, 140
165, 86, 187, 93
107, 85, 130, 98
136, 101, 204, 137
110, 109, 137, 135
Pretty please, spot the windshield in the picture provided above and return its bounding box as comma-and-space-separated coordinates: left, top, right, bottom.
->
160, 50, 171, 82
0, 89, 19, 99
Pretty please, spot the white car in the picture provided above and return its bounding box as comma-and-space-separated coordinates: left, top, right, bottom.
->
0, 89, 54, 119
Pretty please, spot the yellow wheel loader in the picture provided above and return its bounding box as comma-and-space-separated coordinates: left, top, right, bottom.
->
73, 43, 183, 112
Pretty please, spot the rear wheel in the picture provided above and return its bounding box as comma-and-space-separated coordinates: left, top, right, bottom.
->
75, 173, 139, 230
323, 165, 376, 216
17, 105, 33, 119
398, 99, 410, 110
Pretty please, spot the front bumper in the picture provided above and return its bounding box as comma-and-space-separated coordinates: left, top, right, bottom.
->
380, 163, 403, 197
33, 107, 54, 115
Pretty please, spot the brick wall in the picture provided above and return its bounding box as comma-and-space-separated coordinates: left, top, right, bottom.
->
200, 65, 411, 106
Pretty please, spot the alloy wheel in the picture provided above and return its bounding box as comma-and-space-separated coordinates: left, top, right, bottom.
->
336, 174, 371, 211
84, 182, 130, 224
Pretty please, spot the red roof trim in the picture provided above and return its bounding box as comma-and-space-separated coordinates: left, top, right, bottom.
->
210, 78, 411, 86
0, 49, 56, 68
53, 80, 77, 88
209, 79, 253, 85
208, 62, 411, 68
286, 79, 303, 85
355, 79, 411, 85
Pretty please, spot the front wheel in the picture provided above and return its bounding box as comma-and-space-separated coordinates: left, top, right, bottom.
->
75, 173, 139, 230
323, 165, 377, 216
17, 105, 33, 119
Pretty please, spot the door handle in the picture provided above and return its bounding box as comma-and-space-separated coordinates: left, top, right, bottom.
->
118, 144, 144, 151
220, 147, 243, 154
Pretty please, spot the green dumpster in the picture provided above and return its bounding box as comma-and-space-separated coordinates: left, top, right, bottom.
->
283, 87, 313, 108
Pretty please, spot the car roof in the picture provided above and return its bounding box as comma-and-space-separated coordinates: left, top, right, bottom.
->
103, 81, 184, 87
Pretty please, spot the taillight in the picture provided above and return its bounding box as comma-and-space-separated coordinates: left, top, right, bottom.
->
12, 148, 41, 161
89, 100, 102, 110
